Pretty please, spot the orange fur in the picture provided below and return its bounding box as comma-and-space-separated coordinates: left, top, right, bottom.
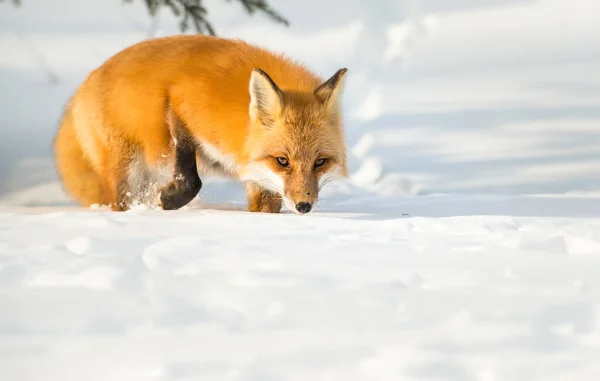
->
53, 35, 348, 213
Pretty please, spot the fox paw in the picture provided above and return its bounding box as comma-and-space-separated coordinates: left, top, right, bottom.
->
158, 176, 201, 210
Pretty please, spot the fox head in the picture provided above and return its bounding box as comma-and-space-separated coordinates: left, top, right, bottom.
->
241, 67, 348, 214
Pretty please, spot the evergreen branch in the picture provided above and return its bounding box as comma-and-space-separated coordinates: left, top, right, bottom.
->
233, 0, 289, 26
6, 0, 289, 36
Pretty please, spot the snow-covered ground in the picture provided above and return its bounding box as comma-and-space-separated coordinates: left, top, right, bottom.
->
2, 198, 600, 381
1, 0, 600, 380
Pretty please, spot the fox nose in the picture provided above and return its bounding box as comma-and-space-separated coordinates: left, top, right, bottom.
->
295, 202, 312, 214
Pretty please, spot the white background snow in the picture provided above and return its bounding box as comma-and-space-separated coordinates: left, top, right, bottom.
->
1, 0, 600, 380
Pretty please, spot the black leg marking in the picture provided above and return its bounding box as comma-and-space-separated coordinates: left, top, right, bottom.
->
159, 112, 202, 210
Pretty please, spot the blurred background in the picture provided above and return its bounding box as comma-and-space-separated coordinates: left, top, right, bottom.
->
1, 0, 599, 207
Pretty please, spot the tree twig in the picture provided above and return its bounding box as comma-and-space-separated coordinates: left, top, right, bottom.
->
125, 0, 288, 35
3, 0, 289, 36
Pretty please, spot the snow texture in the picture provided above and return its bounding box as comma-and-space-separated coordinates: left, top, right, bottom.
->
1, 0, 600, 380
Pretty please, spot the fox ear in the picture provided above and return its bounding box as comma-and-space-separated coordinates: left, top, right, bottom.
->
249, 68, 283, 123
314, 68, 348, 106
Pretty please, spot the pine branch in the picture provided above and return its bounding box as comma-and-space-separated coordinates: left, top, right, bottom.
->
172, 0, 214, 35
125, 0, 288, 35
4, 0, 289, 36
233, 0, 289, 27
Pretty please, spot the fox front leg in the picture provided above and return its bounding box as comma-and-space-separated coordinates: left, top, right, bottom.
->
245, 182, 282, 213
158, 114, 202, 210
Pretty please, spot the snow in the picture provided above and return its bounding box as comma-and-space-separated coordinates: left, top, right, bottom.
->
2, 199, 600, 380
1, 0, 600, 380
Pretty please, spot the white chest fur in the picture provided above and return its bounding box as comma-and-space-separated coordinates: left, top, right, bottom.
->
195, 139, 239, 178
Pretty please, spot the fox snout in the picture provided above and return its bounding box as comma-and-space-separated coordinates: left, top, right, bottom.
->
284, 181, 318, 215
295, 202, 312, 214
289, 194, 315, 214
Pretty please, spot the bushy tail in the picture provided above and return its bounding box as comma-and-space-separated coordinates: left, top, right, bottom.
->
53, 102, 109, 207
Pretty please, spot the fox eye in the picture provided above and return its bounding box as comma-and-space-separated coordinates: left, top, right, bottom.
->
315, 158, 327, 168
276, 157, 289, 167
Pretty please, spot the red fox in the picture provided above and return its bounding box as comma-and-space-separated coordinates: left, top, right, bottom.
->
53, 35, 348, 214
